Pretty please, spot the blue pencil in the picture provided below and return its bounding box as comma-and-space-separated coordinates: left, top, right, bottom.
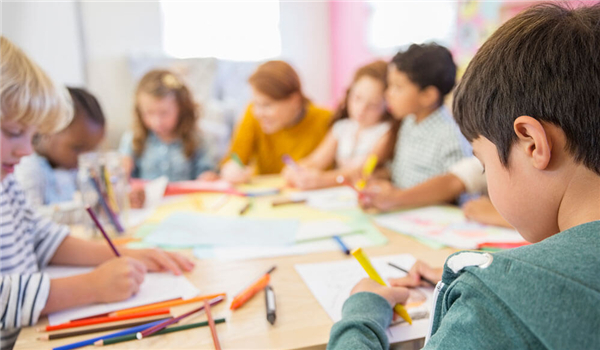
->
52, 318, 167, 350
332, 235, 350, 255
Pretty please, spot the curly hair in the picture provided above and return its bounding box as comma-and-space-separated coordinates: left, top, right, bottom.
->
132, 69, 200, 159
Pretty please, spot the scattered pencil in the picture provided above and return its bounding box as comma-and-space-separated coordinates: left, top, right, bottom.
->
38, 308, 171, 332
230, 266, 276, 310
37, 317, 170, 341
136, 296, 224, 340
110, 293, 226, 317
271, 198, 307, 207
239, 199, 253, 215
204, 299, 222, 350
94, 319, 226, 346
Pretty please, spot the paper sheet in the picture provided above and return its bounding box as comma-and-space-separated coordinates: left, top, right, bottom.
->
295, 220, 358, 242
45, 265, 199, 325
374, 206, 525, 249
290, 187, 359, 211
295, 254, 433, 343
143, 213, 299, 247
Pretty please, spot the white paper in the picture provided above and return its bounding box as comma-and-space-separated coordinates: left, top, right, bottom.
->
194, 233, 376, 261
144, 176, 169, 208
374, 206, 525, 249
45, 265, 199, 325
295, 220, 358, 242
290, 187, 359, 211
295, 254, 433, 343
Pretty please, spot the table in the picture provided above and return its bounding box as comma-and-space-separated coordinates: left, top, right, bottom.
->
15, 180, 457, 349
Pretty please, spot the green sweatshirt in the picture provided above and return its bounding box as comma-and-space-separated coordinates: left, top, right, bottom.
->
328, 220, 600, 350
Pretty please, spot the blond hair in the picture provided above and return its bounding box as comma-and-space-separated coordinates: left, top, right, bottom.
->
0, 36, 73, 133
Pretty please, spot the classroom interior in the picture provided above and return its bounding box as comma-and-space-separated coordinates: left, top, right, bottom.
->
2, 1, 598, 350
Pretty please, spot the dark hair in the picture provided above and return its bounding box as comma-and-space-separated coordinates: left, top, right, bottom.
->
333, 60, 393, 123
391, 43, 456, 106
67, 87, 105, 126
248, 60, 308, 103
133, 69, 200, 159
453, 3, 600, 175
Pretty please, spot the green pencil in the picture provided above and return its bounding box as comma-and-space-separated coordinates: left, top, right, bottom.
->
230, 153, 244, 167
94, 318, 226, 346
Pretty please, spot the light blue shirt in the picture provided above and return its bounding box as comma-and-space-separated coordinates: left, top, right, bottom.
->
119, 131, 214, 181
14, 153, 78, 206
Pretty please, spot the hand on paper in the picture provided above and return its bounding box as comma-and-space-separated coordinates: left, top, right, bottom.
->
87, 257, 147, 303
220, 159, 253, 184
359, 179, 400, 212
123, 248, 195, 275
389, 260, 442, 288
351, 278, 410, 308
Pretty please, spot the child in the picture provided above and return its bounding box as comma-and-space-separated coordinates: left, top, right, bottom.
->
361, 156, 512, 228
219, 60, 332, 184
283, 60, 395, 190
328, 3, 600, 349
119, 69, 214, 182
0, 37, 194, 350
360, 44, 467, 205
14, 87, 105, 212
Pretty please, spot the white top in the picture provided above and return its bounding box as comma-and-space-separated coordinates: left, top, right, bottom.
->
331, 119, 391, 169
448, 156, 487, 195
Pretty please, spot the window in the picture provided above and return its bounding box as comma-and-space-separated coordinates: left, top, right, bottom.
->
161, 1, 281, 61
368, 2, 457, 52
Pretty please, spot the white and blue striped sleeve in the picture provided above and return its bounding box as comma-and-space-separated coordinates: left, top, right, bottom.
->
0, 272, 50, 330
28, 208, 69, 269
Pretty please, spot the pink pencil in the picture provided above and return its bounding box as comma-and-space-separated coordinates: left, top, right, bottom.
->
136, 296, 224, 340
85, 206, 121, 257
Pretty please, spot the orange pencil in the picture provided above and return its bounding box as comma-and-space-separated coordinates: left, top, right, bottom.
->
38, 308, 170, 332
109, 293, 226, 317
230, 266, 276, 310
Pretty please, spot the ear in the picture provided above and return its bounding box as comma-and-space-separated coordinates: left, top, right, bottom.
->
513, 116, 551, 170
420, 86, 441, 109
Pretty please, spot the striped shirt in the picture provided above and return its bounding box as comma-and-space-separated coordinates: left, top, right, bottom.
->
0, 174, 69, 350
391, 106, 467, 189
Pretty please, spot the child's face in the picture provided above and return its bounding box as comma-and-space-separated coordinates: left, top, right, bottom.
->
38, 113, 105, 169
138, 92, 180, 140
347, 76, 386, 128
1, 120, 36, 180
472, 136, 558, 243
251, 88, 302, 134
385, 65, 429, 119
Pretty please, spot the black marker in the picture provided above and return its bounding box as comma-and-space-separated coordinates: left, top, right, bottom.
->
265, 285, 276, 325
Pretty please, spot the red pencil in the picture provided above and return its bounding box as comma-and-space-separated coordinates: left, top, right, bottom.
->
85, 206, 120, 257
136, 296, 224, 339
37, 308, 171, 332
204, 299, 222, 350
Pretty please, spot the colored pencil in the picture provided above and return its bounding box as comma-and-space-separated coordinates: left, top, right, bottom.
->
351, 248, 412, 325
239, 199, 253, 215
332, 235, 350, 255
38, 308, 171, 332
271, 198, 307, 207
387, 262, 436, 287
51, 318, 166, 350
109, 293, 226, 317
136, 296, 224, 339
204, 299, 222, 350
85, 206, 120, 257
90, 177, 124, 233
230, 153, 244, 167
37, 317, 170, 341
94, 319, 226, 346
230, 266, 276, 310
282, 154, 299, 170
356, 154, 378, 190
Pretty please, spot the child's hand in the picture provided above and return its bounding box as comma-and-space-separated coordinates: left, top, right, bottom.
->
129, 187, 145, 209
220, 160, 253, 184
359, 180, 399, 212
197, 171, 219, 181
463, 196, 512, 228
351, 278, 410, 308
285, 167, 323, 190
122, 248, 195, 275
87, 257, 147, 303
389, 260, 442, 288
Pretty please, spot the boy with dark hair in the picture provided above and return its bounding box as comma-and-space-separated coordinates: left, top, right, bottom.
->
360, 43, 467, 208
328, 3, 600, 349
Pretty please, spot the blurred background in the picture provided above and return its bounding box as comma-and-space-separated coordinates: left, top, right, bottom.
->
1, 0, 588, 157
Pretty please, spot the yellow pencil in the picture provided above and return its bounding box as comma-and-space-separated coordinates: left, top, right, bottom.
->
351, 248, 412, 325
103, 167, 119, 213
355, 154, 378, 190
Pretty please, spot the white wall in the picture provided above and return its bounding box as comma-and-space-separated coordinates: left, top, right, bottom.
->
1, 1, 85, 86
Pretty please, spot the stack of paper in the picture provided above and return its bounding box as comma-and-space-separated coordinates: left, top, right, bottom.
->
295, 254, 433, 343
373, 206, 525, 249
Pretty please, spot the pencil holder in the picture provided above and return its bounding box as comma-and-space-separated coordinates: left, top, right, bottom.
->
77, 151, 129, 237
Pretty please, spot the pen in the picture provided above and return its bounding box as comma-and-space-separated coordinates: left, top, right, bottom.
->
265, 285, 276, 325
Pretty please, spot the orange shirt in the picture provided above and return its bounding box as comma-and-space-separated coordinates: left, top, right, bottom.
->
225, 103, 332, 174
